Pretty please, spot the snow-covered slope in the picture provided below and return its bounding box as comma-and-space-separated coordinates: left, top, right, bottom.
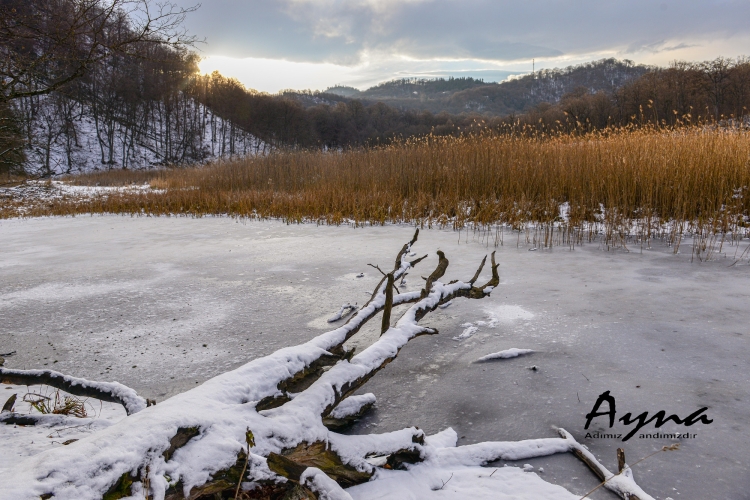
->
15, 94, 268, 176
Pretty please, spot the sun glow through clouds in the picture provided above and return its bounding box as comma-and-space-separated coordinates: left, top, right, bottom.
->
198, 56, 358, 93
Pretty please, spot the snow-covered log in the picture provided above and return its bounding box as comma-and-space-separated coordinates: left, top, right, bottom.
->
557, 429, 653, 500
327, 303, 358, 323
0, 367, 149, 415
322, 394, 376, 431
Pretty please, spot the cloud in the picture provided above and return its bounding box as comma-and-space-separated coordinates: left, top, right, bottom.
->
176, 0, 750, 91
180, 0, 750, 61
625, 40, 701, 55
197, 52, 525, 93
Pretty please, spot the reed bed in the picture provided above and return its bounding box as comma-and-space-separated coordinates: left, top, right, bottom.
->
3, 126, 750, 254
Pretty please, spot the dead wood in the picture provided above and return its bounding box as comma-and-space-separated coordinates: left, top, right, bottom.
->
617, 448, 626, 473
322, 400, 375, 431
320, 330, 432, 419
384, 447, 423, 470
278, 485, 317, 500
2, 393, 15, 412
268, 441, 372, 488
416, 251, 499, 322
421, 250, 449, 299
571, 446, 606, 482
255, 394, 293, 412
164, 427, 201, 461
384, 432, 426, 470
256, 346, 355, 411
316, 251, 498, 416
164, 452, 250, 500
468, 254, 487, 285
0, 367, 147, 415
103, 472, 135, 500
394, 228, 420, 270
260, 230, 426, 411
558, 429, 643, 500
380, 273, 395, 335
0, 411, 39, 426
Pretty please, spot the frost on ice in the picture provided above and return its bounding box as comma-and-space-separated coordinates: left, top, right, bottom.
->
452, 305, 534, 340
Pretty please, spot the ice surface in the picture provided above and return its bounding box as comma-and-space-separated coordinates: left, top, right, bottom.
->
0, 230, 591, 499
1, 216, 749, 498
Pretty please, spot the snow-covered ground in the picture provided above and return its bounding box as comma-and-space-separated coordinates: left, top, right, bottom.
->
1, 216, 749, 498
0, 384, 127, 474
0, 180, 164, 217
1, 180, 157, 200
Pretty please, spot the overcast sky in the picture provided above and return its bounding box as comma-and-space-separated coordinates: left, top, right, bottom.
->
176, 0, 750, 93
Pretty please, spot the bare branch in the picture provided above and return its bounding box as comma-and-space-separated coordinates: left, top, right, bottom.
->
409, 254, 428, 267
393, 228, 420, 271
381, 273, 395, 335
367, 263, 386, 276
468, 255, 487, 285
0, 367, 149, 415
0, 0, 200, 102
421, 250, 449, 299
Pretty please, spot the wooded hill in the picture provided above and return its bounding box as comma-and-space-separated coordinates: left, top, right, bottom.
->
216, 56, 750, 150
322, 59, 651, 116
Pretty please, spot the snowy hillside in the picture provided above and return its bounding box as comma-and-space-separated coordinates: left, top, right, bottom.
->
16, 94, 268, 176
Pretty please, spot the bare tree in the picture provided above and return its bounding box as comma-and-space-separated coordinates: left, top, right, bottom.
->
0, 0, 197, 103
0, 100, 24, 175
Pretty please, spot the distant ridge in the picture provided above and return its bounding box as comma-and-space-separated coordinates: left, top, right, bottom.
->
316, 59, 650, 116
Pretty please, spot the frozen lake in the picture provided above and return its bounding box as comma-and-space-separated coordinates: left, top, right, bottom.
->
1, 216, 749, 498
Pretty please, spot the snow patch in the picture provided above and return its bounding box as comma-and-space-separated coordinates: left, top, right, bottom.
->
483, 305, 535, 326
328, 303, 358, 323
329, 394, 376, 420
453, 325, 479, 340
424, 428, 458, 449
347, 459, 578, 500
476, 349, 535, 362
453, 305, 534, 340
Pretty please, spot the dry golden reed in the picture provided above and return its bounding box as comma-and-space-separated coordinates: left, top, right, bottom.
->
4, 126, 750, 250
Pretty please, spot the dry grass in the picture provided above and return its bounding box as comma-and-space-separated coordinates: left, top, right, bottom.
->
23, 388, 91, 418
64, 168, 165, 187
3, 126, 750, 251
0, 173, 30, 187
